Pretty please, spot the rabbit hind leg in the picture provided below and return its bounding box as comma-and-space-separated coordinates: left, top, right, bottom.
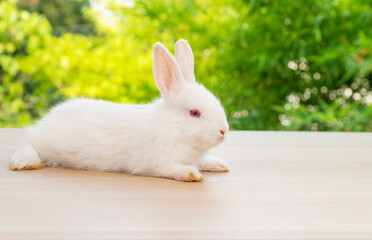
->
9, 142, 44, 171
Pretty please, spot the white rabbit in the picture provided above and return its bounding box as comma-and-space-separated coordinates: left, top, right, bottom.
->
9, 39, 229, 182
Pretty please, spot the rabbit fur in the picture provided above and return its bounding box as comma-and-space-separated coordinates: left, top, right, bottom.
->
9, 39, 229, 182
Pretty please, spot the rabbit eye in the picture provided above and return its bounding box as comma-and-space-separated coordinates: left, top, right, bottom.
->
189, 109, 201, 118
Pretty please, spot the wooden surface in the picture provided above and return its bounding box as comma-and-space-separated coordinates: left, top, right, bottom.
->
1, 129, 372, 239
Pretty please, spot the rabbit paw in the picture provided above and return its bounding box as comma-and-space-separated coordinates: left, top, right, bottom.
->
170, 165, 204, 182
9, 142, 45, 171
199, 156, 229, 172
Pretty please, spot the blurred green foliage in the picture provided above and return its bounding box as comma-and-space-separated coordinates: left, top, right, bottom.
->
1, 0, 372, 130
19, 0, 96, 36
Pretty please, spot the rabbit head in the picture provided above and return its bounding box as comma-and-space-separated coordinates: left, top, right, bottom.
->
153, 40, 229, 150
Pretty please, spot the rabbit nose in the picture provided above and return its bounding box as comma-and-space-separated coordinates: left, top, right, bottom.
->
220, 130, 225, 135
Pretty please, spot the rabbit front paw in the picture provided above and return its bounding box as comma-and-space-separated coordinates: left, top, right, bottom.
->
168, 165, 204, 182
199, 156, 229, 172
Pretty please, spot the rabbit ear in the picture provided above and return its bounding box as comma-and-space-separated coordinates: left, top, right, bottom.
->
175, 39, 196, 83
153, 42, 184, 97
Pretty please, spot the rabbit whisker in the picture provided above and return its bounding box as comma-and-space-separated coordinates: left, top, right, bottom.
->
216, 78, 228, 98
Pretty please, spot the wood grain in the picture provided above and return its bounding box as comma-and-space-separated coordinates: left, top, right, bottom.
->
1, 129, 372, 239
